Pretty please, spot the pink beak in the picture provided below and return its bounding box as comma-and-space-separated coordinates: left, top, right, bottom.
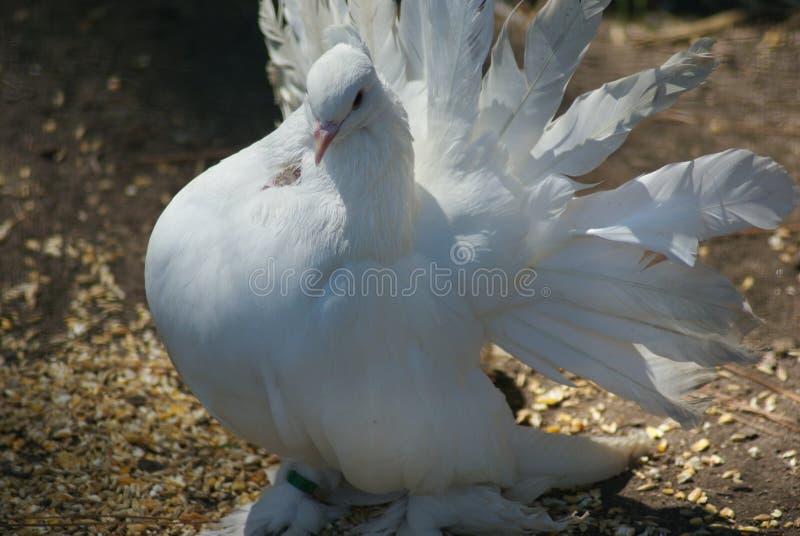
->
313, 121, 340, 165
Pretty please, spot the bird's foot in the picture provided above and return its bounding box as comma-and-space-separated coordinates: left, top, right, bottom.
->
359, 484, 574, 536
243, 463, 347, 536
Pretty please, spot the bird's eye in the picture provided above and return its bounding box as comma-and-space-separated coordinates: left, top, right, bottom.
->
353, 90, 363, 110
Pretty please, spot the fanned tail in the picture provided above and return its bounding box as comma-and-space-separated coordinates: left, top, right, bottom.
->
474, 2, 797, 425
489, 233, 767, 424
485, 145, 797, 423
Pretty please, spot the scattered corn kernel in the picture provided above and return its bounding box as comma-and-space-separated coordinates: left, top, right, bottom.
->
645, 426, 663, 439
719, 507, 735, 519
741, 275, 755, 291
717, 413, 734, 424
677, 468, 695, 484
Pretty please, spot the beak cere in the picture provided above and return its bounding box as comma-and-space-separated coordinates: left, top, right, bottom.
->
313, 121, 340, 165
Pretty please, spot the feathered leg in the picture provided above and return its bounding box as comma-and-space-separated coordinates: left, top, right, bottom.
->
244, 463, 347, 536
200, 462, 347, 536
367, 428, 646, 535
391, 485, 570, 535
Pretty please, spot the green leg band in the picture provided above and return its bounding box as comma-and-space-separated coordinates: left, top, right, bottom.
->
286, 469, 319, 495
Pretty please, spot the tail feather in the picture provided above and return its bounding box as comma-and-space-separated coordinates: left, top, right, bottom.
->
535, 300, 755, 368
491, 307, 711, 424
397, 0, 425, 81
348, 0, 407, 90
566, 149, 799, 265
478, 0, 610, 174
259, 0, 349, 117
524, 38, 717, 180
485, 148, 796, 418
259, 0, 309, 117
487, 238, 761, 425
531, 239, 759, 337
347, 0, 397, 59
419, 0, 495, 144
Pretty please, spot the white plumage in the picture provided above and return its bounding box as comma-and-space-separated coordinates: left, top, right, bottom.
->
144, 1, 798, 534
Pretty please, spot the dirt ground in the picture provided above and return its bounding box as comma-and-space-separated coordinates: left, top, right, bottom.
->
1, 1, 799, 534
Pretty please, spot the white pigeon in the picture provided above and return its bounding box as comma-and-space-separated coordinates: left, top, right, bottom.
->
144, 0, 798, 534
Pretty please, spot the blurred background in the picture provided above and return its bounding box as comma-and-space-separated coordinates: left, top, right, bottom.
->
613, 0, 799, 17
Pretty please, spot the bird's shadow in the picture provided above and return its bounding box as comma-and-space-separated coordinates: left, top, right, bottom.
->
487, 368, 527, 414
483, 371, 747, 535
539, 471, 749, 536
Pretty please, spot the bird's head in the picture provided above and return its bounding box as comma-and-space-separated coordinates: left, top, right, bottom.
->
305, 42, 383, 165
